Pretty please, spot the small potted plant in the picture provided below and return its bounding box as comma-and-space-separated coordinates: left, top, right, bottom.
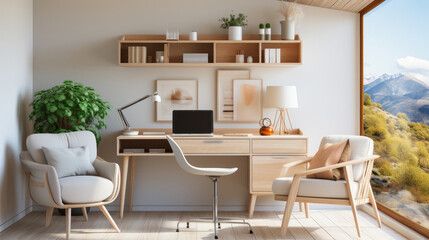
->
219, 12, 248, 40
29, 80, 111, 144
280, 1, 304, 40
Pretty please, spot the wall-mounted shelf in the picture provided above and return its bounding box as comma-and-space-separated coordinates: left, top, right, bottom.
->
118, 34, 302, 67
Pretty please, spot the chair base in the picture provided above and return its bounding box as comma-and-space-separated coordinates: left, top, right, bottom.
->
176, 176, 253, 239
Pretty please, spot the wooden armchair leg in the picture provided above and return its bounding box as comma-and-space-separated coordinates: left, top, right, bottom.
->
299, 202, 303, 212
99, 205, 121, 233
82, 207, 88, 221
65, 208, 71, 240
280, 177, 301, 236
304, 203, 309, 218
45, 207, 54, 227
369, 186, 382, 228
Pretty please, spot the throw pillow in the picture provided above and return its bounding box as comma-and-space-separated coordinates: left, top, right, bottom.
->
43, 146, 97, 178
332, 140, 351, 180
307, 140, 348, 180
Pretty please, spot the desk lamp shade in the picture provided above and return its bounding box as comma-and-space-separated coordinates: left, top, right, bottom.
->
264, 86, 298, 135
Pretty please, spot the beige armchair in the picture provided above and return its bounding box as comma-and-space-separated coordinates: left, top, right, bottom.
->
20, 131, 121, 239
272, 135, 382, 237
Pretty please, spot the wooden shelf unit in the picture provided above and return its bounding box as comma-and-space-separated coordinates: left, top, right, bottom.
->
118, 34, 302, 66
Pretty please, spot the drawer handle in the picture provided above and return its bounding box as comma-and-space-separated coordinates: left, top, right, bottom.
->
203, 140, 224, 143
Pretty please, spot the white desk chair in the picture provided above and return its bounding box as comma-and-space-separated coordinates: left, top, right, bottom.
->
166, 136, 253, 239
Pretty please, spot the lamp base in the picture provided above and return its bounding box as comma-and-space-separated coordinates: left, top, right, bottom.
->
123, 130, 139, 136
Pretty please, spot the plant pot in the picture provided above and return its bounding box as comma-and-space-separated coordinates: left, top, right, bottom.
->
228, 26, 242, 40
280, 20, 295, 40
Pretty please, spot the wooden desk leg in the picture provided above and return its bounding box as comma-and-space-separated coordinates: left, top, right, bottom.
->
129, 156, 136, 212
248, 194, 257, 218
119, 156, 129, 219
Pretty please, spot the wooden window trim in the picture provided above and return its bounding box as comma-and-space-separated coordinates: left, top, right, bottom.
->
360, 1, 429, 238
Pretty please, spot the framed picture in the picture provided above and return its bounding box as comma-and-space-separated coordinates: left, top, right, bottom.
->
216, 70, 251, 122
156, 79, 198, 121
233, 79, 263, 122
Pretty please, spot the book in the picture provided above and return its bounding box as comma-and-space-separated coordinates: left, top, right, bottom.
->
270, 49, 276, 63
136, 46, 141, 63
142, 131, 166, 135
276, 48, 281, 63
264, 48, 270, 63
141, 46, 147, 63
128, 47, 133, 63
123, 148, 145, 153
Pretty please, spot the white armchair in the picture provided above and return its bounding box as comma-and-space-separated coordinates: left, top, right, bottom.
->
272, 135, 382, 237
20, 131, 121, 239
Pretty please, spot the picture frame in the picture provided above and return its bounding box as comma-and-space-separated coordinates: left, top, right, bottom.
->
216, 70, 251, 122
156, 79, 198, 121
233, 79, 263, 122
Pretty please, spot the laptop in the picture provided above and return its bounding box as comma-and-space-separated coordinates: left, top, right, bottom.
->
172, 110, 214, 136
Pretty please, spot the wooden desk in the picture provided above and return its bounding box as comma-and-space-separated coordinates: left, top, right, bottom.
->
116, 129, 308, 218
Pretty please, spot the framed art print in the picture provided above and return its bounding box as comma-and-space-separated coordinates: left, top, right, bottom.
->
156, 79, 198, 121
233, 79, 263, 122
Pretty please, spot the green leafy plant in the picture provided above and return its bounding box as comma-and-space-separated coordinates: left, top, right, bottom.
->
29, 80, 111, 143
265, 23, 271, 28
219, 12, 248, 29
259, 23, 264, 29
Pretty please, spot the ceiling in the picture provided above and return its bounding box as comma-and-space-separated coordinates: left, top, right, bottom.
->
291, 0, 376, 13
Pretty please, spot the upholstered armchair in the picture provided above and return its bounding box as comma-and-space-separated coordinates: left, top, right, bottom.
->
20, 131, 120, 239
272, 135, 382, 237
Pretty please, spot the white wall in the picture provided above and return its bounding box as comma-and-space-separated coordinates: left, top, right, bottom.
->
33, 0, 360, 211
0, 0, 33, 231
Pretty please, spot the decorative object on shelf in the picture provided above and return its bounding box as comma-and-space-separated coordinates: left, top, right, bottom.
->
264, 86, 298, 135
265, 23, 271, 40
259, 23, 265, 40
264, 48, 281, 63
235, 50, 245, 63
217, 70, 250, 121
247, 56, 253, 63
29, 80, 112, 144
259, 117, 274, 136
280, 1, 303, 40
233, 79, 263, 122
219, 12, 248, 40
189, 31, 198, 41
156, 51, 164, 63
156, 79, 198, 121
183, 53, 209, 63
128, 46, 147, 63
166, 30, 180, 40
117, 91, 161, 136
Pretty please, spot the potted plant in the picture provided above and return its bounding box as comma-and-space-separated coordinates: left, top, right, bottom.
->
280, 1, 304, 40
29, 80, 111, 144
219, 12, 248, 40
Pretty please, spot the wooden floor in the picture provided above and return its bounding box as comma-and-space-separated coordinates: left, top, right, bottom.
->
0, 210, 406, 240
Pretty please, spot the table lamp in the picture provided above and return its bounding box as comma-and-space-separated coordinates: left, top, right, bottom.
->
264, 86, 298, 135
117, 92, 161, 136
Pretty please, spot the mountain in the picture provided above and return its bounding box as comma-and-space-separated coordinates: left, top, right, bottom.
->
364, 73, 404, 91
364, 74, 429, 124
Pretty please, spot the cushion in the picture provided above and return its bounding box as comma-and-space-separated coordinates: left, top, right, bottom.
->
320, 136, 374, 181
272, 177, 359, 199
332, 140, 351, 180
43, 146, 97, 178
26, 131, 97, 164
307, 140, 348, 180
59, 176, 114, 204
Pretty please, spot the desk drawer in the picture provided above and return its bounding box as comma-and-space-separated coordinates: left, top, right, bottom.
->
251, 155, 307, 192
175, 139, 250, 154
252, 139, 307, 154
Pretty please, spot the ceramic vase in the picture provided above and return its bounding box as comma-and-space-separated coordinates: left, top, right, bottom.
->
228, 26, 242, 40
280, 20, 295, 40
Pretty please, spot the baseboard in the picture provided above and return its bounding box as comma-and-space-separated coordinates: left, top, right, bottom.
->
0, 206, 32, 233
359, 204, 426, 240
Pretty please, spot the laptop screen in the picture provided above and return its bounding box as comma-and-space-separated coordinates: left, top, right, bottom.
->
172, 110, 214, 134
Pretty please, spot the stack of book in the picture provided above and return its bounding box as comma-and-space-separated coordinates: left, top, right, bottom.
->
263, 48, 282, 63
183, 53, 209, 63
128, 46, 147, 63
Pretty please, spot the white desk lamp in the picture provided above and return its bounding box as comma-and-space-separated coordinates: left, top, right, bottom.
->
117, 92, 161, 136
264, 86, 298, 135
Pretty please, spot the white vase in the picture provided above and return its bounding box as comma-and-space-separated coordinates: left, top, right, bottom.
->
228, 26, 242, 40
280, 20, 295, 40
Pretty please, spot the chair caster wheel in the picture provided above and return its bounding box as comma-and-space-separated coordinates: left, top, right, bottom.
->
186, 222, 189, 228
176, 229, 179, 232
249, 230, 253, 234
215, 235, 218, 239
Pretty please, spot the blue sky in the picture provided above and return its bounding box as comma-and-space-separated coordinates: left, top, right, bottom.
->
364, 0, 429, 81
